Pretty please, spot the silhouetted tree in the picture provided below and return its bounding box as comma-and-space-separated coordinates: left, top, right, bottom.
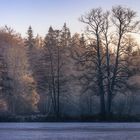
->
80, 8, 106, 117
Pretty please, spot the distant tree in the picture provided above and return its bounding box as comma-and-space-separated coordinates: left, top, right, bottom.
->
43, 27, 62, 118
25, 26, 34, 49
61, 23, 71, 47
24, 26, 35, 69
42, 25, 72, 119
0, 54, 13, 113
23, 26, 40, 113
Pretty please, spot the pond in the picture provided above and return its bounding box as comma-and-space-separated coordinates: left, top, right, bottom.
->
0, 123, 140, 140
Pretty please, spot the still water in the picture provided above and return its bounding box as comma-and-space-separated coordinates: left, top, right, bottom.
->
0, 123, 140, 140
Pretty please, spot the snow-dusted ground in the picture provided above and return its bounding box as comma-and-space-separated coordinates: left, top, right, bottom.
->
0, 123, 140, 140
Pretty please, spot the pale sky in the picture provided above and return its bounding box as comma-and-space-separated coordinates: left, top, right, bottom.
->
1, 0, 140, 37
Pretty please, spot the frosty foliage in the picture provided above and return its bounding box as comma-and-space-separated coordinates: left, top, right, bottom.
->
0, 6, 139, 118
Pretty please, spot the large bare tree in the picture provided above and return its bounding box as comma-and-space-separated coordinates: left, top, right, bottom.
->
80, 8, 106, 117
79, 5, 140, 118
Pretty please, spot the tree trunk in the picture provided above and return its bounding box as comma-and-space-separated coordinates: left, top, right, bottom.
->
96, 34, 106, 118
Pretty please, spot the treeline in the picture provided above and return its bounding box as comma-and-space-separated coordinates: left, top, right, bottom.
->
0, 5, 140, 121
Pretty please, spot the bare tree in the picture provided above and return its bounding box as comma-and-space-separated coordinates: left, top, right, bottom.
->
108, 6, 140, 116
79, 6, 140, 118
80, 8, 106, 117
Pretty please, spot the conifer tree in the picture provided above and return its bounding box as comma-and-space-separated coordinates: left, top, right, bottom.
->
25, 26, 34, 49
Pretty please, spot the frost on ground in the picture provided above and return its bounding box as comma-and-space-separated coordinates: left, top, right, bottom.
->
0, 123, 140, 140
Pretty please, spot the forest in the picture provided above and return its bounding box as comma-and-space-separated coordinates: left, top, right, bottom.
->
0, 5, 140, 121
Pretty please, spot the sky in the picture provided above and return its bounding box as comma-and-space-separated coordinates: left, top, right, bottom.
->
0, 0, 140, 37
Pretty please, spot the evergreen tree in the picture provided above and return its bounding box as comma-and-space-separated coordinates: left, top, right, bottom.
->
40, 26, 70, 119
25, 26, 34, 48
61, 23, 71, 47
